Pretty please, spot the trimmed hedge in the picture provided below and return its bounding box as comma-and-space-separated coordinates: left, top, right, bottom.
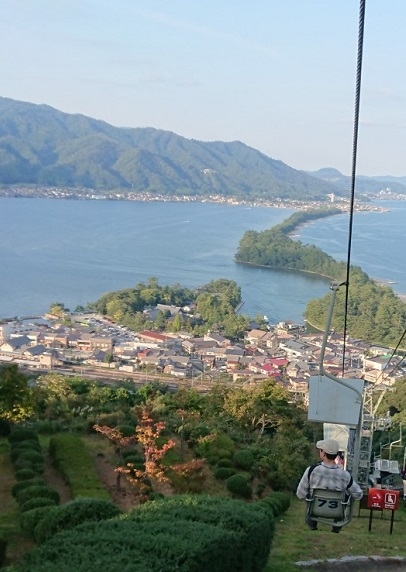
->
268, 491, 291, 512
8, 428, 39, 444
17, 486, 60, 507
11, 450, 44, 465
216, 458, 233, 468
214, 467, 236, 480
226, 474, 252, 499
20, 498, 57, 514
10, 439, 42, 456
20, 507, 57, 539
124, 495, 274, 572
233, 449, 255, 471
14, 468, 37, 482
49, 434, 109, 500
34, 498, 122, 544
14, 495, 275, 572
12, 478, 45, 498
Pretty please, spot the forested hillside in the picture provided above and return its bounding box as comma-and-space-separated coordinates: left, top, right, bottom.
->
90, 277, 250, 340
0, 97, 340, 200
236, 209, 406, 347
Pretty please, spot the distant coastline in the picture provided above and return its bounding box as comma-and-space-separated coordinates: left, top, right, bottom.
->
0, 184, 393, 213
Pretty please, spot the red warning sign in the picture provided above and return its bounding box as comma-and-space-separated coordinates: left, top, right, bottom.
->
367, 488, 399, 510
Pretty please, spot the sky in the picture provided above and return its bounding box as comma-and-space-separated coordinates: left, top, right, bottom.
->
1, 1, 405, 177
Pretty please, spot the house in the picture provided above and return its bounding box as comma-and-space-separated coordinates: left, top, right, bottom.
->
204, 332, 230, 347
0, 335, 31, 353
138, 330, 171, 344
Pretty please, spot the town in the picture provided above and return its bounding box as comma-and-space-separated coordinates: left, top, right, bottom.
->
0, 302, 404, 404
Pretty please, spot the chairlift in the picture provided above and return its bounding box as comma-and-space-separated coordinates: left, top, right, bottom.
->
306, 489, 354, 529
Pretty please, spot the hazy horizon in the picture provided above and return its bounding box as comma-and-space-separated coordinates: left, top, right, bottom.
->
2, 1, 406, 178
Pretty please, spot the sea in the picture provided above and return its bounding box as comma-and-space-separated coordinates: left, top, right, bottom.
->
0, 198, 404, 324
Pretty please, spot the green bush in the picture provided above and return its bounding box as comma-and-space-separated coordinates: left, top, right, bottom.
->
17, 486, 60, 507
20, 497, 58, 514
216, 458, 233, 468
13, 457, 34, 471
195, 432, 235, 464
122, 450, 143, 461
12, 478, 45, 498
185, 423, 211, 446
14, 519, 232, 572
34, 498, 122, 544
233, 449, 255, 471
260, 496, 283, 517
11, 450, 44, 466
20, 507, 57, 538
125, 494, 274, 572
214, 467, 236, 480
10, 439, 42, 453
267, 470, 288, 491
268, 491, 291, 512
117, 424, 135, 437
14, 468, 37, 481
226, 474, 252, 499
8, 428, 39, 444
14, 495, 275, 572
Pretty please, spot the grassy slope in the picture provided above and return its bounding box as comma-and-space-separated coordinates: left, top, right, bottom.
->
266, 495, 406, 571
2, 434, 406, 570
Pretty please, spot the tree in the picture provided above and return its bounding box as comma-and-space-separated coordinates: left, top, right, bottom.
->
0, 364, 33, 422
117, 405, 176, 500
93, 425, 137, 489
49, 302, 69, 317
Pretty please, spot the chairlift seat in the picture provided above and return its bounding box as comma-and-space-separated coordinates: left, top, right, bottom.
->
306, 488, 353, 528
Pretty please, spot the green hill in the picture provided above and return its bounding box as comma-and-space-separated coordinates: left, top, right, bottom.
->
0, 97, 341, 200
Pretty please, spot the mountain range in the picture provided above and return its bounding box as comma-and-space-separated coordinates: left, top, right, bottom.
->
0, 97, 405, 201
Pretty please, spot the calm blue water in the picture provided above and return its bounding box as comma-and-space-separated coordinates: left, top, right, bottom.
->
0, 198, 404, 323
296, 200, 406, 296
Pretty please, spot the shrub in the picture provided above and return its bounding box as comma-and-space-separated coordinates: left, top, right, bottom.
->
226, 475, 252, 499
20, 507, 57, 538
11, 450, 44, 466
12, 478, 45, 498
17, 486, 60, 507
8, 428, 39, 444
122, 450, 143, 461
15, 468, 37, 481
117, 424, 135, 437
233, 449, 255, 471
10, 439, 42, 453
14, 495, 275, 572
195, 432, 235, 464
255, 482, 267, 498
186, 423, 211, 446
125, 494, 274, 572
34, 498, 122, 544
260, 496, 283, 517
217, 458, 233, 468
13, 457, 34, 471
15, 519, 232, 572
214, 467, 236, 480
267, 470, 288, 491
20, 497, 58, 513
268, 491, 291, 512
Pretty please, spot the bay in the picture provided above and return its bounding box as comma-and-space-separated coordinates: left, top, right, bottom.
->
296, 200, 406, 297
0, 198, 403, 323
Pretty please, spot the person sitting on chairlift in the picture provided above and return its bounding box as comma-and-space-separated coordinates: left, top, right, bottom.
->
296, 438, 363, 533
